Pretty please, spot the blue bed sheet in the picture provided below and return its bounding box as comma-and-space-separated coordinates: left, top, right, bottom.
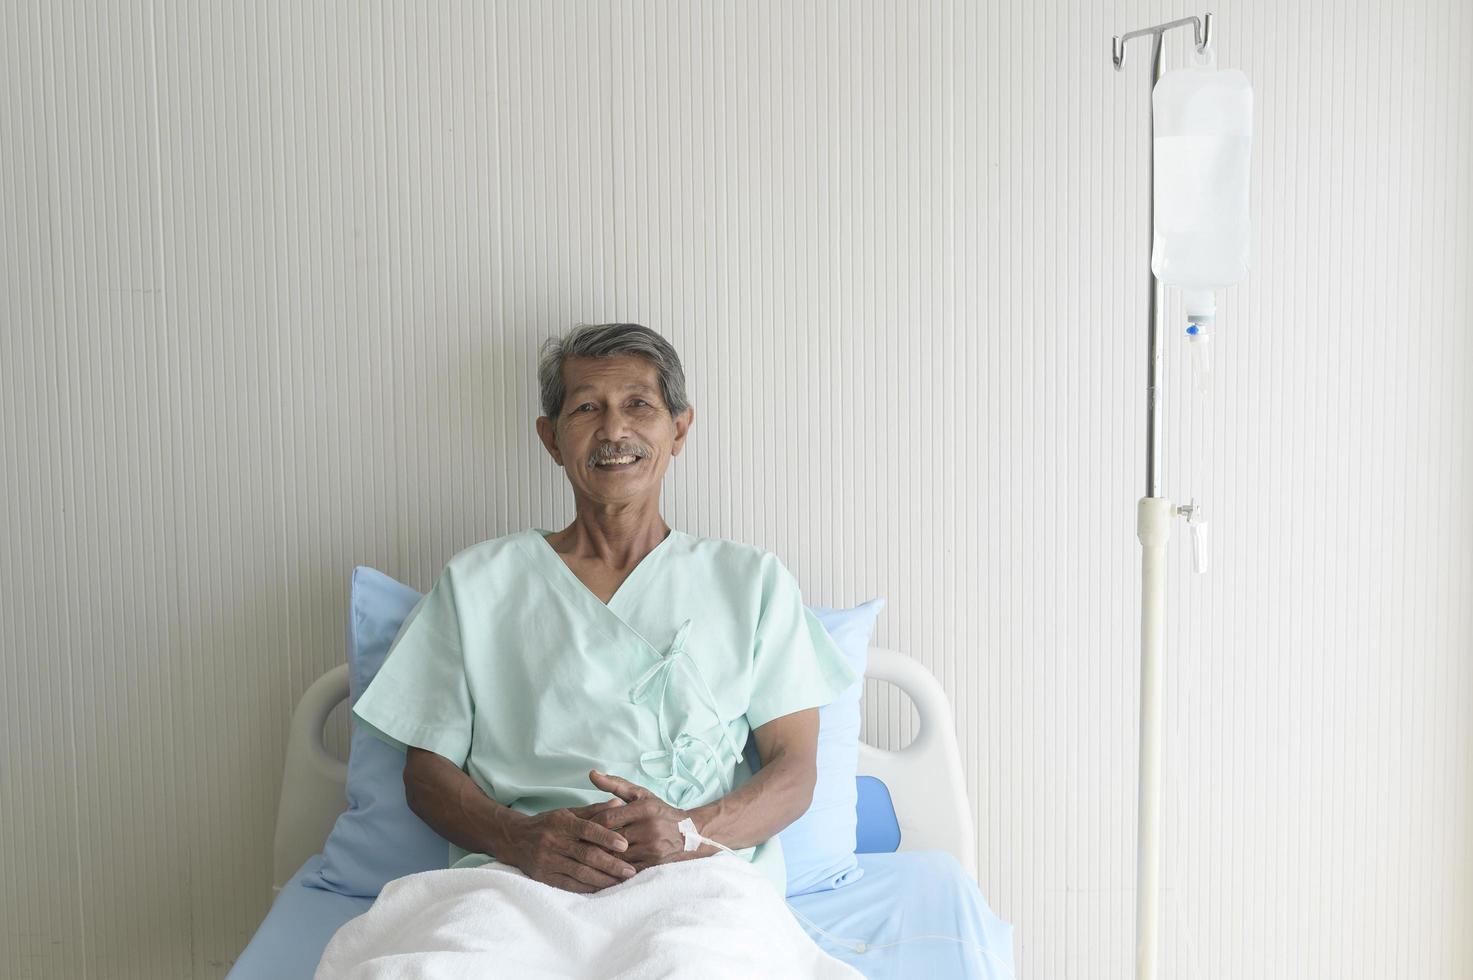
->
788, 851, 1014, 978
229, 851, 1013, 979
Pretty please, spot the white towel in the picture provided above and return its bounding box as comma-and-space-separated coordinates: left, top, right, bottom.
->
315, 855, 863, 979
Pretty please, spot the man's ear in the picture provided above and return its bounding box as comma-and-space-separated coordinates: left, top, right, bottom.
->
534, 415, 564, 466
670, 405, 694, 457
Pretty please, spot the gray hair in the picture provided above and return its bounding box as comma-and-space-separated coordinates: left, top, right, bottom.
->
537, 322, 691, 422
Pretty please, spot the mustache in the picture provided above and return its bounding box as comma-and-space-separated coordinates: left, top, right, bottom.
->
588, 444, 649, 464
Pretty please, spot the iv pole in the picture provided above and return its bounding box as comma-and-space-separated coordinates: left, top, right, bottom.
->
1112, 13, 1213, 980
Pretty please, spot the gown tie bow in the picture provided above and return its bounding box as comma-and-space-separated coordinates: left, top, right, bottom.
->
626, 618, 736, 803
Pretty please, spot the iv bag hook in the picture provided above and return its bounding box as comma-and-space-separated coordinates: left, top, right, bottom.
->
1112, 13, 1213, 71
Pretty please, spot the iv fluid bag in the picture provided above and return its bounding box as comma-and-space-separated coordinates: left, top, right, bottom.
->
1151, 54, 1253, 315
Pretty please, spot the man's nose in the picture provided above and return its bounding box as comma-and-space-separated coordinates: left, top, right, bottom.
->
594, 406, 637, 442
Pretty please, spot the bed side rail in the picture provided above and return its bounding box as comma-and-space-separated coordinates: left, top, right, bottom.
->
856, 647, 978, 881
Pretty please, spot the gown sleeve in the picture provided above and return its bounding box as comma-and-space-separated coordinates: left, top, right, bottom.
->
351, 566, 474, 768
744, 554, 861, 731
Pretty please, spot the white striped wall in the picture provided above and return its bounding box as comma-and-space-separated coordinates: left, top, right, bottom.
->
2, 1, 1469, 977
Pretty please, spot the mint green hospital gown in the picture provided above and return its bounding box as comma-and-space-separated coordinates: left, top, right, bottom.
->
351, 527, 858, 895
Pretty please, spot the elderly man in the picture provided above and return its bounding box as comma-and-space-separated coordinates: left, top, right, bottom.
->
351, 322, 856, 900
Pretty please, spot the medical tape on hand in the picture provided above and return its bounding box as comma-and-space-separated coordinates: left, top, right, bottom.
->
676, 817, 736, 855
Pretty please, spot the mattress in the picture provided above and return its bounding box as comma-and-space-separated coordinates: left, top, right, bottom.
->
228, 850, 1014, 979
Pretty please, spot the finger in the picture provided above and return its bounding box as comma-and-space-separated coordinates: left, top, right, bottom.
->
547, 872, 598, 895
588, 770, 646, 803
595, 800, 660, 831
571, 841, 637, 880
568, 799, 624, 819
576, 816, 630, 853
588, 769, 644, 802
622, 844, 659, 868
563, 804, 624, 836
554, 854, 621, 890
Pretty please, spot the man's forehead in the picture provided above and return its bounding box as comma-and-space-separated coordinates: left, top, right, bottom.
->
564, 358, 660, 396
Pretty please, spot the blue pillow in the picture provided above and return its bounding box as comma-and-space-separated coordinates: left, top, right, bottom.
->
755, 598, 886, 896
306, 567, 451, 897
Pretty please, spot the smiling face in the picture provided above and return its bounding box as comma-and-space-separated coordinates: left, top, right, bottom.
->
534, 354, 693, 509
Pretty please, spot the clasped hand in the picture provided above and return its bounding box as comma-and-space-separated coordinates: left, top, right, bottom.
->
585, 769, 697, 873
501, 770, 694, 894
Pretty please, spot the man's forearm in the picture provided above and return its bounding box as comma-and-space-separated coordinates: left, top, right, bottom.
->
683, 748, 815, 854
404, 748, 522, 860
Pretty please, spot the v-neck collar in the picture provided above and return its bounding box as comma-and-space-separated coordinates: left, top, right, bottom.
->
524, 526, 680, 613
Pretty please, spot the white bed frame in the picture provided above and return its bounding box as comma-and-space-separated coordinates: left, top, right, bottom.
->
271, 647, 977, 896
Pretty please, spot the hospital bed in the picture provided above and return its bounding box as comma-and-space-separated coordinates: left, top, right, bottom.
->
229, 648, 1015, 978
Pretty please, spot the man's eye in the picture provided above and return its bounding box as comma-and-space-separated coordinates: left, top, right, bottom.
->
577, 404, 594, 412
631, 399, 648, 407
